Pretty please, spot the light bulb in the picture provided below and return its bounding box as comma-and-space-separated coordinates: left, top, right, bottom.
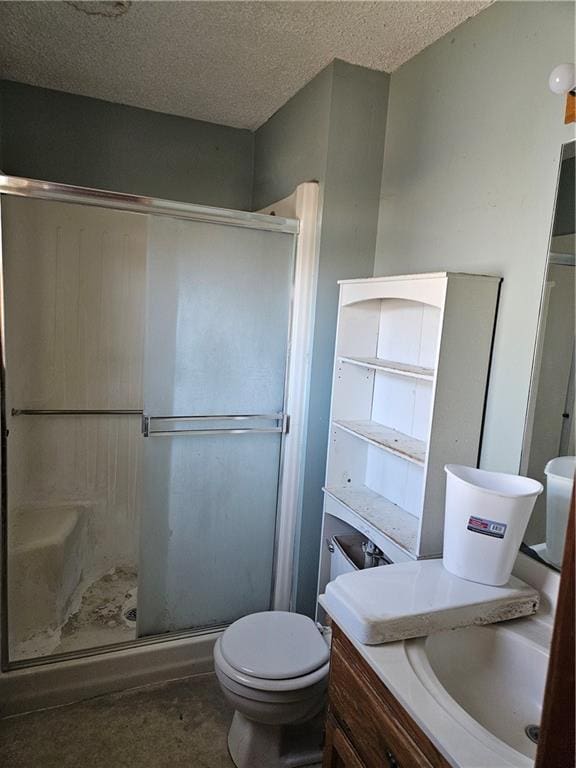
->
549, 63, 576, 95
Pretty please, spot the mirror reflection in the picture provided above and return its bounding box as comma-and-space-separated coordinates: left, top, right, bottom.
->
522, 140, 575, 571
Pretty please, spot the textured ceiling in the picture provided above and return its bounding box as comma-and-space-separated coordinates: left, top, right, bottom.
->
0, 1, 492, 130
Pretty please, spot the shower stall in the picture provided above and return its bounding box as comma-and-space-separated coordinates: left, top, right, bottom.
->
0, 176, 315, 671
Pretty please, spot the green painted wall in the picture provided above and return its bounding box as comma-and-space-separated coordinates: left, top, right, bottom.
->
0, 81, 254, 210
254, 60, 390, 617
375, 0, 575, 475
252, 64, 333, 211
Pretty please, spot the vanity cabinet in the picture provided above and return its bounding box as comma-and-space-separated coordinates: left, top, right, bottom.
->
317, 272, 501, 604
324, 624, 451, 768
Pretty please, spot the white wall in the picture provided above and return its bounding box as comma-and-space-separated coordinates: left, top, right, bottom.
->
374, 1, 575, 474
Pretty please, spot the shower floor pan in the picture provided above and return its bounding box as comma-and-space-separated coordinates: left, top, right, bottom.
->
53, 569, 137, 655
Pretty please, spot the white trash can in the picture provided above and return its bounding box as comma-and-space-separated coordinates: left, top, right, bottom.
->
443, 464, 543, 586
545, 456, 576, 567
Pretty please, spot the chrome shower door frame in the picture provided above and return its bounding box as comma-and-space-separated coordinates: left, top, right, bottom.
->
0, 175, 303, 671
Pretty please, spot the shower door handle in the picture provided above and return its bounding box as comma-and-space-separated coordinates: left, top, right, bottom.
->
141, 413, 289, 437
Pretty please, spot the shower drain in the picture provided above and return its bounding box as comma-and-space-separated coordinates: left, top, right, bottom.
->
124, 607, 137, 623
525, 725, 540, 744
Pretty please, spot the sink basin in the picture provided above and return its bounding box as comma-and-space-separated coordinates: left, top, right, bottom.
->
406, 622, 549, 761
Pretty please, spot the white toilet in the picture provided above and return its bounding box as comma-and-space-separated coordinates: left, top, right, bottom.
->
214, 611, 330, 768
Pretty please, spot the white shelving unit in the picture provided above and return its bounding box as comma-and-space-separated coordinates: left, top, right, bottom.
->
317, 272, 501, 603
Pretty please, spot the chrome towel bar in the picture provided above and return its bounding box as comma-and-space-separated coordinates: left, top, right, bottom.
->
146, 426, 284, 437
142, 413, 289, 437
146, 413, 283, 422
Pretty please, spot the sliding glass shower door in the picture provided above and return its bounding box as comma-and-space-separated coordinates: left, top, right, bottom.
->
1, 175, 298, 667
137, 216, 295, 636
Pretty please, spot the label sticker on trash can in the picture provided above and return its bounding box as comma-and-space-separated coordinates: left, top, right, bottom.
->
467, 516, 507, 538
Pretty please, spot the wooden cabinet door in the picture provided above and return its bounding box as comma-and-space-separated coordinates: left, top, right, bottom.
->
327, 625, 451, 768
324, 715, 367, 768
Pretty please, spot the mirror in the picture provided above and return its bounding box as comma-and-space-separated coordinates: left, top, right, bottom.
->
521, 140, 575, 571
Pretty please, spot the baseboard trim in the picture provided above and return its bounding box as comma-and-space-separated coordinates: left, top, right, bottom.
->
0, 631, 220, 717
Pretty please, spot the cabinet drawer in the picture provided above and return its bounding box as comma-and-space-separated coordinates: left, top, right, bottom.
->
328, 625, 451, 768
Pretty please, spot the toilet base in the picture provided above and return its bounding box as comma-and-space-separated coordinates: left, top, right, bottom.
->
227, 710, 324, 768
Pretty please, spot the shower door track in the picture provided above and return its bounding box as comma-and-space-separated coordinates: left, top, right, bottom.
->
5, 623, 230, 672
0, 175, 316, 673
0, 175, 299, 233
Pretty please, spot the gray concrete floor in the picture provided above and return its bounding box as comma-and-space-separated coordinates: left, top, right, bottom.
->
0, 674, 235, 768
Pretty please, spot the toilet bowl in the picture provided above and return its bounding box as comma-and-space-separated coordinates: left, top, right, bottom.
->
214, 611, 330, 768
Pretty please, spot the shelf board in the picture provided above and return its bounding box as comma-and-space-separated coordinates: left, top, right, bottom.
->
339, 356, 434, 381
333, 420, 426, 466
324, 484, 419, 556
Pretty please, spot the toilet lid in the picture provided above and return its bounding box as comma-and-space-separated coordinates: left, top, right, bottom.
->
220, 611, 330, 680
